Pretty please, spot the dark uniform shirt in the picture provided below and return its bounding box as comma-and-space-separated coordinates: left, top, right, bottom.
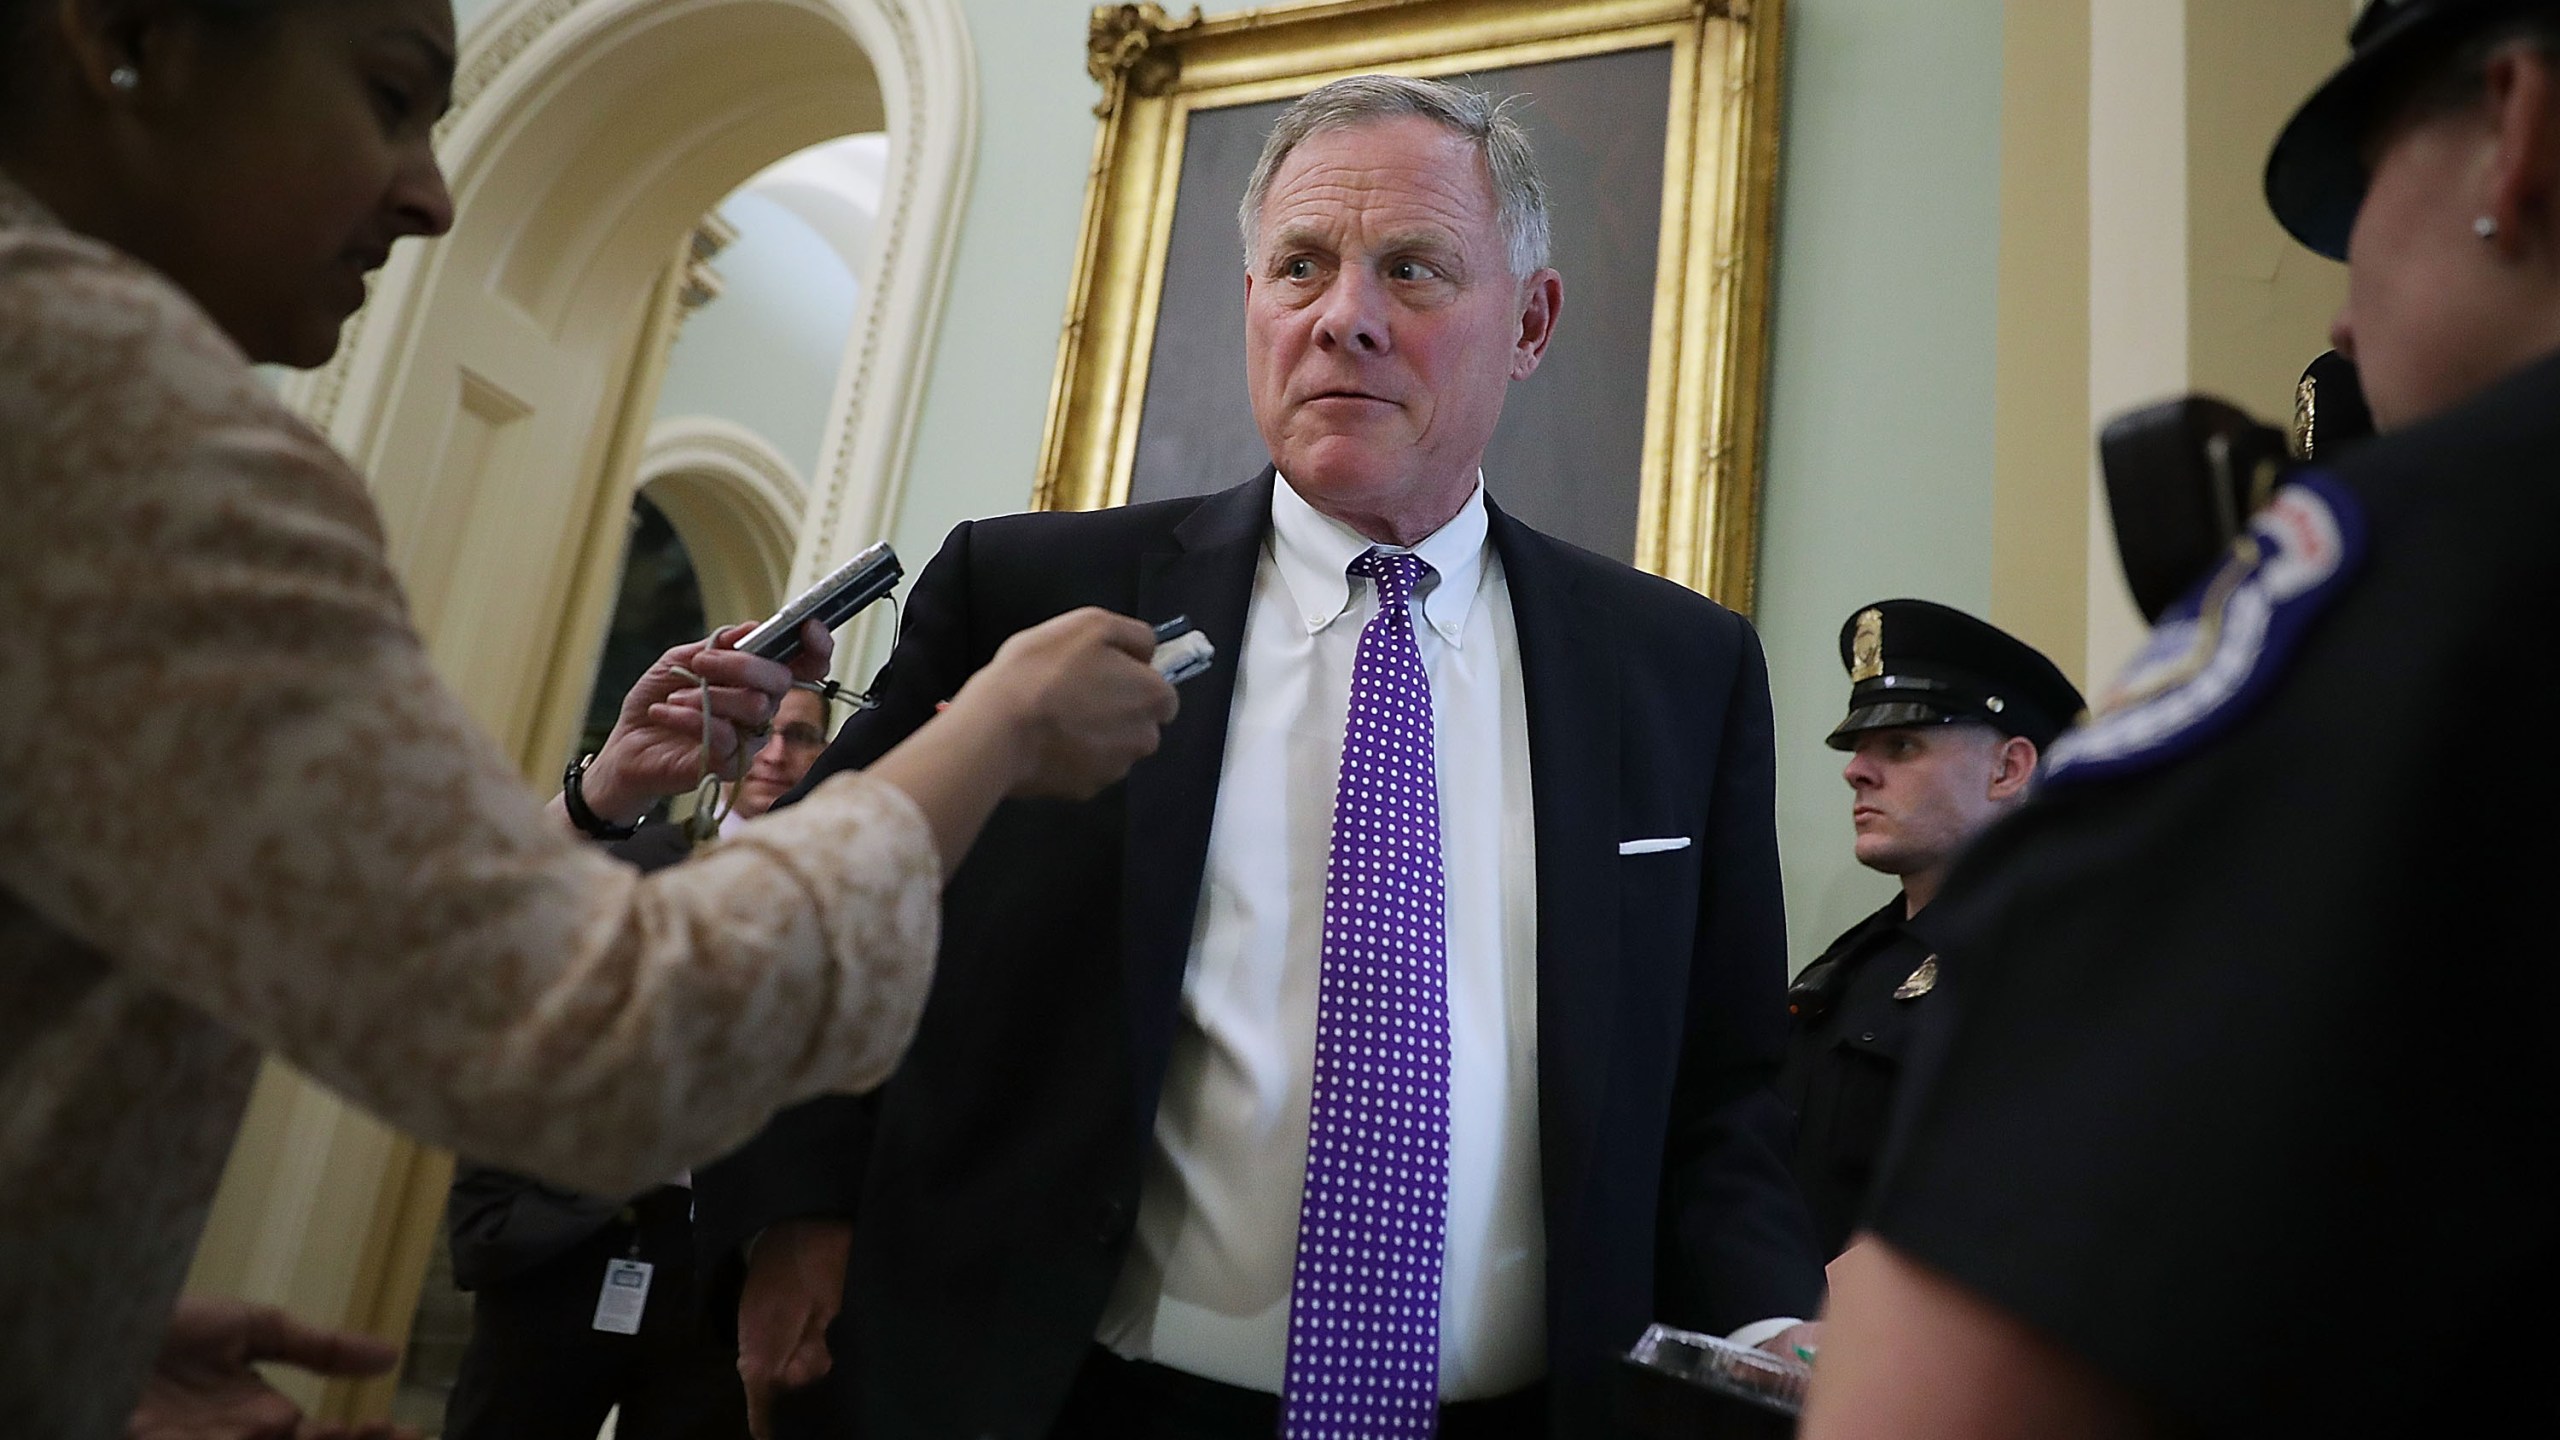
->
1866, 348, 2560, 1437
1774, 895, 1937, 1258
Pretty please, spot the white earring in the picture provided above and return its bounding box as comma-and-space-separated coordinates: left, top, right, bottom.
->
108, 65, 139, 93
2473, 215, 2499, 240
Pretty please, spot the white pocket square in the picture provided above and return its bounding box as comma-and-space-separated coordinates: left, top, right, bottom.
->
1618, 836, 1693, 855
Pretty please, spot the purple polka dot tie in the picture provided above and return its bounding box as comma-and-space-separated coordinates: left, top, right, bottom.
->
1281, 549, 1451, 1439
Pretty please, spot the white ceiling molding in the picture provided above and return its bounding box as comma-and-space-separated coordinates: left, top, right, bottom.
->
739, 133, 890, 282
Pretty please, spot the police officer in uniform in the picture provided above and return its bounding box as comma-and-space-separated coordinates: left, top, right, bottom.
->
1803, 2, 2560, 1436
1777, 600, 2080, 1260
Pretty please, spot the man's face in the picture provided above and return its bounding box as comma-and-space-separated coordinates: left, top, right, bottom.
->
735, 688, 830, 820
1243, 115, 1559, 537
1841, 724, 2015, 878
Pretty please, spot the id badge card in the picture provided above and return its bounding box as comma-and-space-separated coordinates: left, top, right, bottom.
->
593, 1258, 653, 1335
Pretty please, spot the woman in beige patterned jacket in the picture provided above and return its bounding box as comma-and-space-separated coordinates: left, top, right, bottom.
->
0, 0, 1180, 1434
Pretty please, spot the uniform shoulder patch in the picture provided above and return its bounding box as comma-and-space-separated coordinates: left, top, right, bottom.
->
2044, 472, 2366, 785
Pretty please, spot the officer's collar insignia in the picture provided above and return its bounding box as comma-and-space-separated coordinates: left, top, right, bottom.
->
1893, 955, 1939, 1001
2045, 473, 2367, 785
1850, 608, 1885, 682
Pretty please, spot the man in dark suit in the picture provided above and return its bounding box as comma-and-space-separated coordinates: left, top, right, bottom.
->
696, 74, 1823, 1440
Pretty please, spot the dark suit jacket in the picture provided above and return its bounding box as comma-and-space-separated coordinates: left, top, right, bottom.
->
694, 474, 1823, 1437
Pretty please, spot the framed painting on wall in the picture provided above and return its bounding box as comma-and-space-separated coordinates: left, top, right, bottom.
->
1037, 0, 1785, 608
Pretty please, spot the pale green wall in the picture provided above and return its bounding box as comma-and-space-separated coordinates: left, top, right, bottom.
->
879, 0, 1109, 575
880, 0, 2008, 971
1756, 0, 2005, 967
655, 192, 863, 481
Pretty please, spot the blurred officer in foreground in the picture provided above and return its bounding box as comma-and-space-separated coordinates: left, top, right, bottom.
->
1804, 2, 2560, 1436
1776, 601, 2080, 1261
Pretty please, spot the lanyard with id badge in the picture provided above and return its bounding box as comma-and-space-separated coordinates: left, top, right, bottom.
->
592, 1204, 653, 1336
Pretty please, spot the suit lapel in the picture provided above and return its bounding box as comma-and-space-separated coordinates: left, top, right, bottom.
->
1119, 472, 1273, 1136
1489, 503, 1622, 1236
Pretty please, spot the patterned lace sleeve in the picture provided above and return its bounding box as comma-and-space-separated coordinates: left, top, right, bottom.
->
0, 225, 940, 1196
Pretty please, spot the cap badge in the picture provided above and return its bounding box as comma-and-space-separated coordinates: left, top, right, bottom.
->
1893, 955, 1939, 1001
1850, 608, 1885, 682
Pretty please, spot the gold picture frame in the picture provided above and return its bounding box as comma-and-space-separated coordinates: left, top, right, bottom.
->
1035, 0, 1785, 609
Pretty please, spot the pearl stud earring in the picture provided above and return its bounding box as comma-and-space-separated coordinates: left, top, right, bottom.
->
2474, 215, 2499, 240
108, 65, 139, 92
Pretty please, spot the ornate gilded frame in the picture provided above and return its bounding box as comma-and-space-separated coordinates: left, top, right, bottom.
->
1036, 0, 1785, 607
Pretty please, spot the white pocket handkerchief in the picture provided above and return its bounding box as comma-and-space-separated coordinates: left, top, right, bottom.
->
1618, 836, 1693, 856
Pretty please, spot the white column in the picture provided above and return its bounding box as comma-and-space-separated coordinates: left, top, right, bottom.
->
2084, 0, 2188, 690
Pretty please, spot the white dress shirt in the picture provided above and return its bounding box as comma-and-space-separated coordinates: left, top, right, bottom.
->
1096, 476, 1547, 1398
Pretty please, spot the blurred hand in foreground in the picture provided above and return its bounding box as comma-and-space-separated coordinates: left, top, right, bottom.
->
128, 1296, 416, 1440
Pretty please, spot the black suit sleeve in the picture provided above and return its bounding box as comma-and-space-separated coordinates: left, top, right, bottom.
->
1654, 619, 1827, 1331
690, 521, 985, 1271
445, 1164, 627, 1292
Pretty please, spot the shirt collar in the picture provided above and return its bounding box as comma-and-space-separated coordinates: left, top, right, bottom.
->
1268, 472, 1491, 647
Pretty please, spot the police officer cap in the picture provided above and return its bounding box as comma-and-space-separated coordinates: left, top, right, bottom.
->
1826, 599, 2085, 752
2267, 0, 2558, 260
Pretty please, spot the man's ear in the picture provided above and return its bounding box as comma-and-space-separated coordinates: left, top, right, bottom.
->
2476, 41, 2560, 261
1988, 736, 2038, 802
1510, 268, 1563, 381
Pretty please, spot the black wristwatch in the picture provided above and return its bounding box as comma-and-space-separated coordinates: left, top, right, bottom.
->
563, 752, 640, 841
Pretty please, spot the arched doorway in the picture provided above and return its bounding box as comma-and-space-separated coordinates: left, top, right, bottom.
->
182, 0, 977, 1423
636, 417, 807, 630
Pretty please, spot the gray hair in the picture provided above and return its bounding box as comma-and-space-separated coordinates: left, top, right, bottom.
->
1236, 74, 1552, 279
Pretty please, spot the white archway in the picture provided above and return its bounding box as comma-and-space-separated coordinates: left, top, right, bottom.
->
282, 0, 976, 759
638, 415, 808, 626
189, 0, 979, 1420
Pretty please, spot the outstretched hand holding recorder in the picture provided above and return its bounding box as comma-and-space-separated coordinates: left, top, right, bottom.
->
865, 608, 1180, 872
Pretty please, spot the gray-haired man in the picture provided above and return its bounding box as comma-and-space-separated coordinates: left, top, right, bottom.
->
695, 74, 1824, 1440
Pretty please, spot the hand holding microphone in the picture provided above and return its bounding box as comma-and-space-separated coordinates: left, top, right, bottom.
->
949, 607, 1183, 800
565, 547, 901, 832
864, 606, 1196, 873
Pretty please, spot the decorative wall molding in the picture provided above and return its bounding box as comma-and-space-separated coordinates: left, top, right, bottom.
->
676, 212, 741, 317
